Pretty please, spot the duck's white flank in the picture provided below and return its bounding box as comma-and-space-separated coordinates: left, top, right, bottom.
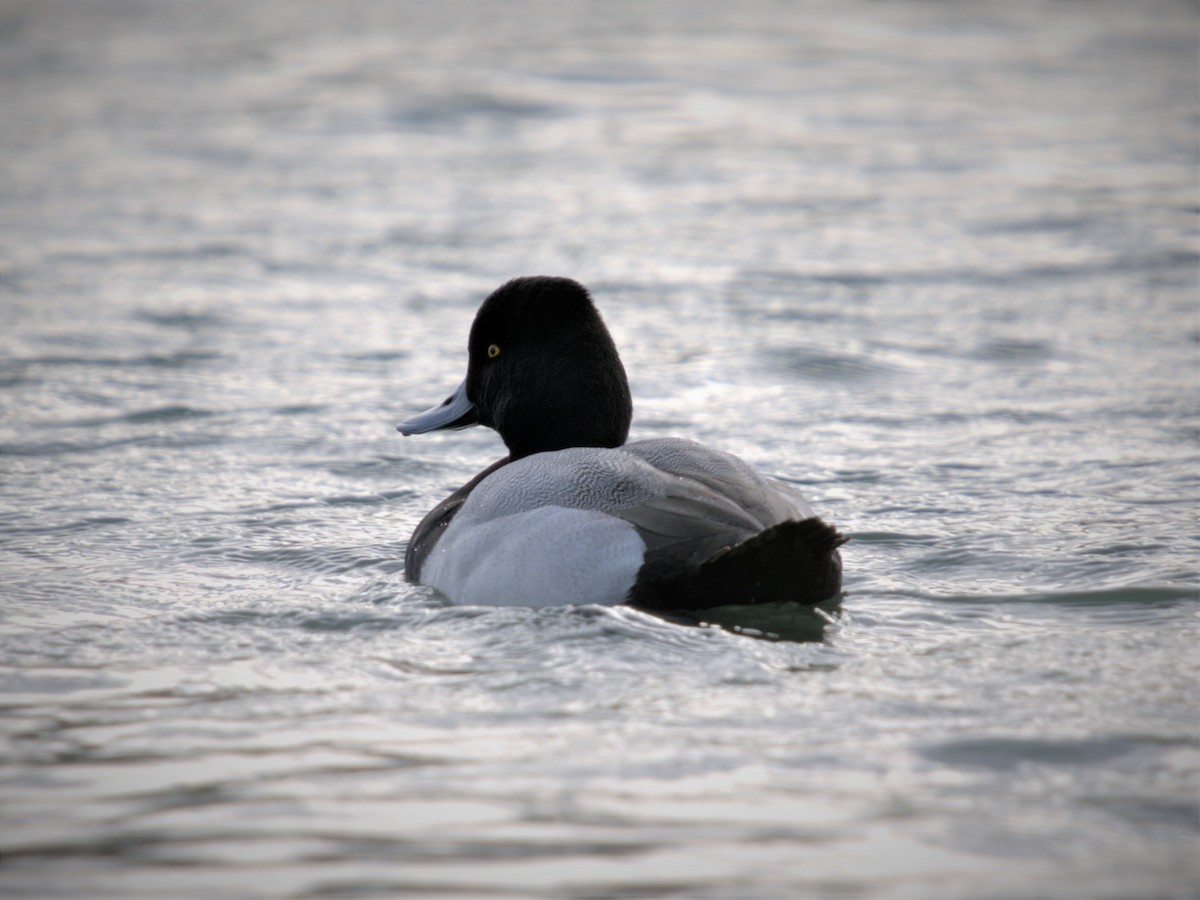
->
421, 446, 662, 606
422, 506, 645, 607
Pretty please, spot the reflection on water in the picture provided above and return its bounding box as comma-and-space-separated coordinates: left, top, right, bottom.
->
674, 597, 841, 644
2, 1, 1198, 897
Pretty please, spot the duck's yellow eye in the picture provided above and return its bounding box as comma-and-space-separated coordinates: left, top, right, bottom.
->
487, 343, 501, 359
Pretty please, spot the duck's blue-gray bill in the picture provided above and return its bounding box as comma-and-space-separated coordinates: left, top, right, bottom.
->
397, 378, 479, 434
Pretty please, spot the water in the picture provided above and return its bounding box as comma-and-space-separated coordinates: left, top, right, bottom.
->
2, 2, 1198, 897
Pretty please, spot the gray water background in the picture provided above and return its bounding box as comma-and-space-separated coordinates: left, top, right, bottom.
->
1, 2, 1198, 897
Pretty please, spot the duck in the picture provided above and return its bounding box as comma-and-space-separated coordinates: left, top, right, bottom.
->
397, 276, 845, 611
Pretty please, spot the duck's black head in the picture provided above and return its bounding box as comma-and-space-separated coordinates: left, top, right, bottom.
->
398, 276, 633, 460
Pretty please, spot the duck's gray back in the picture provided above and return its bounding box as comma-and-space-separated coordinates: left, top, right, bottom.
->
455, 438, 810, 528
624, 438, 813, 525
449, 445, 665, 525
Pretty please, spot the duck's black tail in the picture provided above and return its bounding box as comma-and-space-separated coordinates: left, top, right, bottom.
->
628, 517, 847, 612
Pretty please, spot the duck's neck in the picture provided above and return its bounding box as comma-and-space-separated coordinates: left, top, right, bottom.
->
499, 363, 632, 460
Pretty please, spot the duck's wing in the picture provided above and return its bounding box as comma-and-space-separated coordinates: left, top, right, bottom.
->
611, 479, 762, 562
623, 437, 813, 522
617, 438, 844, 610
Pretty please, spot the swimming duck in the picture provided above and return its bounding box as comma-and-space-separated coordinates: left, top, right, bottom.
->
398, 276, 844, 611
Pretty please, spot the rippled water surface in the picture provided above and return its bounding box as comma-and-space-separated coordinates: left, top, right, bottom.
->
2, 2, 1198, 897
